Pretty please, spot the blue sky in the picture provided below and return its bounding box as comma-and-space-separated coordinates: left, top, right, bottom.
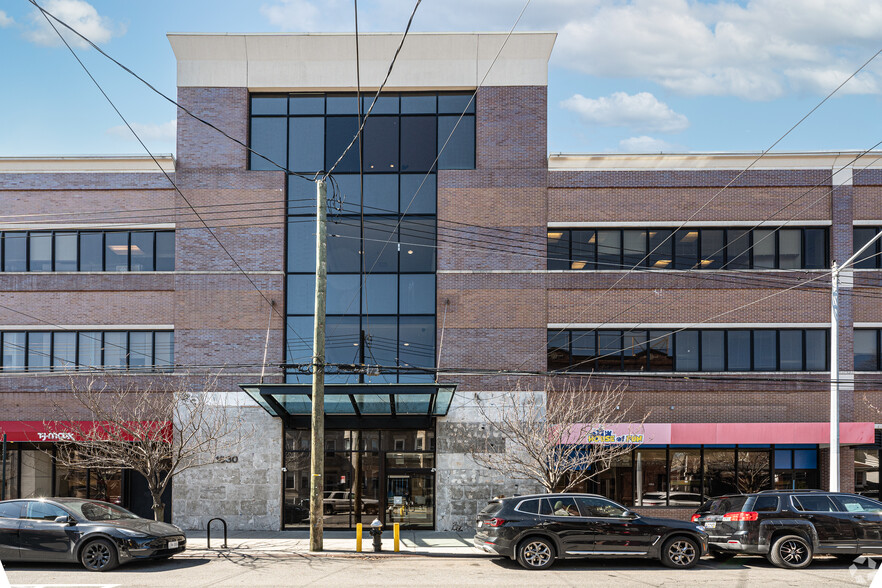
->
1, 0, 882, 157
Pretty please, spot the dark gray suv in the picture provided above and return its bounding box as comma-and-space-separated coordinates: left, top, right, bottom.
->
692, 490, 882, 568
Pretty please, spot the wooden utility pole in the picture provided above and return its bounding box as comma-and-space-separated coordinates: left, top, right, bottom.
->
310, 178, 327, 551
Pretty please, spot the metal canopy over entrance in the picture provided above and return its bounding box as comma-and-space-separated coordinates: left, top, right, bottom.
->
240, 383, 457, 428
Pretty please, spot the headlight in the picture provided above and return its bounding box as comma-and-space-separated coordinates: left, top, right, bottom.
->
117, 528, 151, 538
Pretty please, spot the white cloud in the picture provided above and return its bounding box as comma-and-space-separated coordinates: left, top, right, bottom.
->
26, 0, 124, 48
617, 136, 686, 153
106, 120, 176, 143
561, 92, 689, 133
0, 11, 14, 27
554, 0, 882, 100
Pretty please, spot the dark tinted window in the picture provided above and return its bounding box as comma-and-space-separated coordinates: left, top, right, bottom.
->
327, 218, 361, 273
363, 274, 398, 314
701, 330, 725, 371
856, 330, 879, 371
250, 117, 287, 170
0, 502, 22, 518
401, 94, 436, 114
363, 218, 398, 273
706, 496, 748, 514
753, 331, 777, 371
623, 230, 646, 268
130, 232, 154, 271
325, 116, 360, 173
105, 232, 128, 271
700, 229, 725, 269
363, 117, 399, 172
517, 499, 539, 514
438, 94, 475, 114
834, 495, 882, 513
399, 274, 434, 315
727, 330, 751, 370
29, 232, 52, 271
675, 230, 698, 269
155, 232, 175, 271
547, 331, 570, 371
649, 229, 673, 269
597, 331, 622, 370
3, 233, 26, 271
793, 495, 837, 512
575, 496, 627, 518
399, 218, 435, 272
400, 174, 435, 214
597, 230, 621, 270
289, 117, 324, 173
539, 498, 553, 516
854, 228, 879, 269
401, 116, 436, 172
805, 330, 827, 370
479, 501, 503, 516
804, 228, 826, 268
289, 95, 324, 115
727, 229, 751, 269
548, 230, 570, 270
438, 115, 475, 169
571, 230, 595, 270
327, 274, 360, 315
80, 232, 103, 271
753, 496, 779, 512
676, 331, 699, 371
28, 332, 51, 372
546, 497, 579, 517
779, 330, 803, 370
251, 96, 287, 115
25, 501, 68, 521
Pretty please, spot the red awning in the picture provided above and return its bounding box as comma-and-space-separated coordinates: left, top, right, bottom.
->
0, 421, 172, 443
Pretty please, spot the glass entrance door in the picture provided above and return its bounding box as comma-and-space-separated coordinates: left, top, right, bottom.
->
386, 472, 434, 528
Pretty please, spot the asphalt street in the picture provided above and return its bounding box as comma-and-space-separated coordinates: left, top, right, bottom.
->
1, 554, 873, 587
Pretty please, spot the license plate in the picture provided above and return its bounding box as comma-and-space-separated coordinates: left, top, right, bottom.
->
168, 540, 179, 549
705, 522, 716, 529
477, 521, 483, 528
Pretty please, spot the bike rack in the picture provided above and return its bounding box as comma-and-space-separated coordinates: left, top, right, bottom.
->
207, 517, 228, 549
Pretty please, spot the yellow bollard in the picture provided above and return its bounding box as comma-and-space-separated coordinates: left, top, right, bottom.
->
394, 522, 400, 552
356, 522, 362, 552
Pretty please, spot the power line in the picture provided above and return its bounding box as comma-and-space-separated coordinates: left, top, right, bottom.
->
322, 0, 422, 179
31, 2, 307, 360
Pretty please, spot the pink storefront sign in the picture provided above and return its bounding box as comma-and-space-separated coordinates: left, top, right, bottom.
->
562, 422, 874, 446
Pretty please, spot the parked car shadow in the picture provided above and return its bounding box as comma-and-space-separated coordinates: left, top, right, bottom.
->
487, 556, 717, 572
2, 557, 210, 573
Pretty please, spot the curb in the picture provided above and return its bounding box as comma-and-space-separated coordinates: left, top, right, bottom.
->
177, 549, 480, 560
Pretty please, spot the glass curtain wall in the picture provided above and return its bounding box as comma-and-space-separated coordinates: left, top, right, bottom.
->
251, 93, 476, 383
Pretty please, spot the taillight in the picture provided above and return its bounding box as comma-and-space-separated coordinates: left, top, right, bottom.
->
691, 514, 701, 523
486, 518, 506, 527
722, 511, 758, 521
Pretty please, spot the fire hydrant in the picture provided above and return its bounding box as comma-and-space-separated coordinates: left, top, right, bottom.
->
369, 518, 383, 552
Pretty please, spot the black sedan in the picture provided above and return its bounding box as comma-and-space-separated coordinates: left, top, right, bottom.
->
0, 498, 186, 571
474, 493, 708, 570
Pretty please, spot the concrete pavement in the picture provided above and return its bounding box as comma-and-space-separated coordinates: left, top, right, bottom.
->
181, 529, 479, 558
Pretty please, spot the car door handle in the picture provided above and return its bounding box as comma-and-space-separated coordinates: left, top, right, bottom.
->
853, 515, 866, 520
804, 515, 814, 519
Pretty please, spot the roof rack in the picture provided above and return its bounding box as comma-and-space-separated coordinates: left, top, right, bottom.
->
757, 489, 828, 493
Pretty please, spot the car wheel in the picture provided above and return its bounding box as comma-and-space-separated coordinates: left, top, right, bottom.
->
80, 538, 119, 572
661, 536, 700, 569
516, 537, 555, 570
769, 535, 812, 569
710, 550, 737, 562
323, 505, 334, 515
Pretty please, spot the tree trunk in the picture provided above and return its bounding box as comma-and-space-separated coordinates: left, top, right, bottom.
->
150, 489, 166, 522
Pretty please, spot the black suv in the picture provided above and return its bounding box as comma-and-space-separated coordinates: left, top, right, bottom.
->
474, 493, 708, 570
692, 490, 882, 568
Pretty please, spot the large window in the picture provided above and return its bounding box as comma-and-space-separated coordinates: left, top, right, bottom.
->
566, 445, 810, 507
548, 227, 828, 271
856, 330, 882, 371
549, 328, 828, 372
257, 93, 465, 384
0, 330, 173, 372
0, 230, 174, 272
854, 227, 882, 269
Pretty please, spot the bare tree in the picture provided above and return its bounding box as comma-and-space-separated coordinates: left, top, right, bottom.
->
469, 378, 648, 493
49, 372, 251, 521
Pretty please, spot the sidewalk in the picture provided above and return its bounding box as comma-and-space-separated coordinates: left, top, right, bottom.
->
179, 529, 479, 559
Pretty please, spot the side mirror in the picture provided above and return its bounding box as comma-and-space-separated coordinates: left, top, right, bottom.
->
54, 515, 75, 525
623, 510, 639, 519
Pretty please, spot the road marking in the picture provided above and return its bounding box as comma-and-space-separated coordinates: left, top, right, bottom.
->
10, 585, 119, 588
0, 559, 9, 588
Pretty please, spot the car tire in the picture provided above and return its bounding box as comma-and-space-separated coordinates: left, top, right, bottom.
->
516, 536, 555, 570
710, 550, 737, 562
660, 536, 700, 569
769, 535, 813, 569
80, 538, 119, 572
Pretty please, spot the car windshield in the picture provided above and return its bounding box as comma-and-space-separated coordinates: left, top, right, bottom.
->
64, 500, 140, 521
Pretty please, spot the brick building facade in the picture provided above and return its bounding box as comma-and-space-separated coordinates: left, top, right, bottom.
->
1, 32, 881, 530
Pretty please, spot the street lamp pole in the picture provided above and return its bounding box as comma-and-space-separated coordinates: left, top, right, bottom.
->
829, 230, 882, 492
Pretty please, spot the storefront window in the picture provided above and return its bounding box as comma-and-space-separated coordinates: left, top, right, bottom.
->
19, 450, 53, 498
855, 448, 880, 499
634, 449, 667, 506
737, 450, 771, 493
669, 448, 701, 506
704, 449, 737, 497
594, 453, 633, 506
